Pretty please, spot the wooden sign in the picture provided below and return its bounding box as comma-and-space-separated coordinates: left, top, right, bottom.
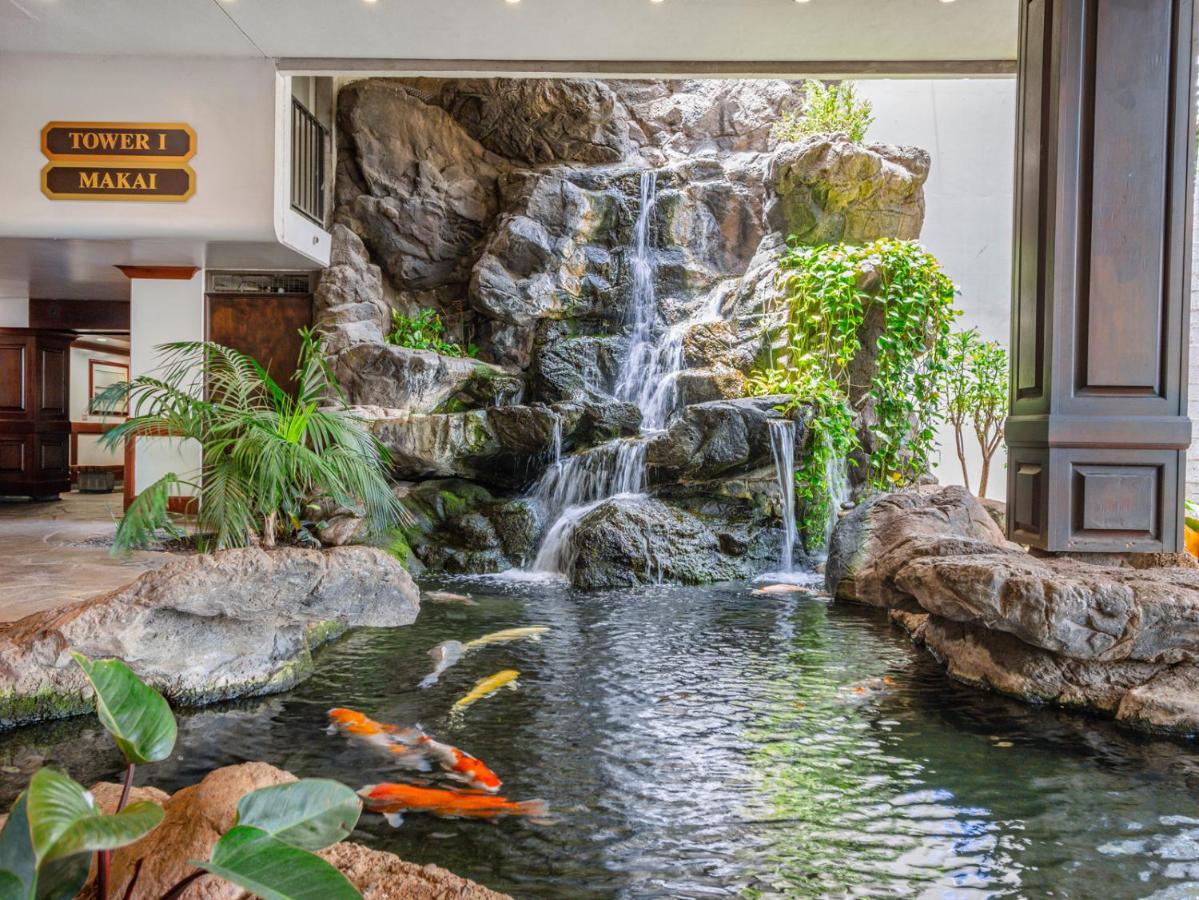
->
42, 122, 195, 162
41, 163, 195, 202
40, 121, 195, 202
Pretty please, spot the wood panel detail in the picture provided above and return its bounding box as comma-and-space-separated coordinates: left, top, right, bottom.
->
0, 343, 27, 415
0, 329, 73, 498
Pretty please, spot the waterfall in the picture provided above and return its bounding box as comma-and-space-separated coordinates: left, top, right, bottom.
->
767, 419, 797, 573
550, 412, 563, 471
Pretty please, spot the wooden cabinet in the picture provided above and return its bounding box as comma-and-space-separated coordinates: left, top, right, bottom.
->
0, 329, 74, 499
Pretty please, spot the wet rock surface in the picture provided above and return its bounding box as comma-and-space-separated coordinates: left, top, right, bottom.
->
0, 546, 419, 727
831, 485, 1199, 735
87, 762, 508, 900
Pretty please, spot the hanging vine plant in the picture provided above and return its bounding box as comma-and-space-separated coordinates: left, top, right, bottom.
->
749, 238, 958, 547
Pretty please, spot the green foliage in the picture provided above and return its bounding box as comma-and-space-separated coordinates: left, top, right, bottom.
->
385, 308, 477, 358
196, 824, 360, 900
72, 654, 176, 765
749, 238, 958, 547
0, 656, 365, 900
939, 329, 1009, 496
97, 329, 408, 552
772, 80, 875, 143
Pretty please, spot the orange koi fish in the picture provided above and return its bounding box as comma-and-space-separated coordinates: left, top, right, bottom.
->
417, 736, 502, 793
326, 708, 430, 769
359, 782, 546, 827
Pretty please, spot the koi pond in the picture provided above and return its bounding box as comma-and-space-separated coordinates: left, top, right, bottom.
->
4, 578, 1199, 898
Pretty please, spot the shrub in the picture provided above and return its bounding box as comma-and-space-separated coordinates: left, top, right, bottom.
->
385, 308, 476, 358
97, 329, 408, 552
772, 79, 875, 143
749, 239, 958, 546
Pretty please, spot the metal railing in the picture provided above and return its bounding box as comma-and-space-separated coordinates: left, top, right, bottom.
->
291, 98, 329, 226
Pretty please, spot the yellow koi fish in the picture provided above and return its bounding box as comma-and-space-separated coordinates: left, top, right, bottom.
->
463, 626, 549, 651
452, 669, 520, 712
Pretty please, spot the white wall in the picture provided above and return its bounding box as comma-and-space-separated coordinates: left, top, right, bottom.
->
130, 274, 205, 497
856, 78, 1017, 500
0, 298, 29, 327
0, 54, 278, 243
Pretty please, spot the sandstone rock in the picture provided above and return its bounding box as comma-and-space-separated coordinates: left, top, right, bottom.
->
825, 485, 1012, 607
646, 396, 798, 483
1116, 665, 1199, 734
562, 495, 769, 589
91, 763, 508, 900
334, 344, 521, 413
767, 135, 929, 245
421, 77, 634, 165
0, 547, 420, 727
336, 79, 506, 293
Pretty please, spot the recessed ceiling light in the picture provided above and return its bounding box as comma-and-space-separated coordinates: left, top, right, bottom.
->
96, 337, 108, 343
506, 0, 520, 4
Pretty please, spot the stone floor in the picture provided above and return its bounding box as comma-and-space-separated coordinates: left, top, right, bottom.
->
0, 491, 168, 622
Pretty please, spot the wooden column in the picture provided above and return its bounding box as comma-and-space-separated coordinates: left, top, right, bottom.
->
1006, 0, 1198, 552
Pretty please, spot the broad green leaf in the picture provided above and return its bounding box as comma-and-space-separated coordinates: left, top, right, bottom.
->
72, 653, 177, 764
30, 854, 89, 900
25, 769, 162, 865
195, 825, 361, 900
236, 780, 360, 851
0, 793, 36, 899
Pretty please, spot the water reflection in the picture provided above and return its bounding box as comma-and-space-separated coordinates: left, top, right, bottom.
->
1, 580, 1198, 898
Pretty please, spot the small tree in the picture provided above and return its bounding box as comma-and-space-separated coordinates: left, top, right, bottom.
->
940, 329, 1009, 497
772, 79, 875, 143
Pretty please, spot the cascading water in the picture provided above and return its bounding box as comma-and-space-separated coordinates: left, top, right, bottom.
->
767, 419, 797, 573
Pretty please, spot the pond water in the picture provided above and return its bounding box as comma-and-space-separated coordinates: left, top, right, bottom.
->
5, 578, 1199, 898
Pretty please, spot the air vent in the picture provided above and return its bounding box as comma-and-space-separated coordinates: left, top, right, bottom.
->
206, 271, 315, 295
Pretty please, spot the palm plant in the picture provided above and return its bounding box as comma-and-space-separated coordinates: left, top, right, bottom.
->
98, 329, 408, 552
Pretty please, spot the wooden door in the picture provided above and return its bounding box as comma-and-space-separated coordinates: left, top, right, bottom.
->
0, 329, 73, 499
206, 295, 313, 396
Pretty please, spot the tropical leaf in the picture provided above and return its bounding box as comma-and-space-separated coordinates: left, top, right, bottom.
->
195, 825, 361, 900
0, 792, 37, 898
72, 654, 177, 764
25, 769, 162, 864
235, 780, 361, 852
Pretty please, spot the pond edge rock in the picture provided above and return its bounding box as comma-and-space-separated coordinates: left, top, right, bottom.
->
0, 545, 420, 730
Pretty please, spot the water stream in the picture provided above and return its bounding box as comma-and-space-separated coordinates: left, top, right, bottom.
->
9, 578, 1199, 899
767, 419, 797, 573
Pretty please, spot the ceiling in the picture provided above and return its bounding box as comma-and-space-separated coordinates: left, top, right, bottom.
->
2, 0, 1018, 67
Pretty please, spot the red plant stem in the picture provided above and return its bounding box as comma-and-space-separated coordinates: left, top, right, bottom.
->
121, 859, 144, 900
117, 763, 135, 812
98, 851, 109, 900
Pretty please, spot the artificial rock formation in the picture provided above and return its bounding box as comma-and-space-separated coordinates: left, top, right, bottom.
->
829, 485, 1199, 735
318, 76, 931, 587
0, 546, 419, 728
89, 762, 508, 900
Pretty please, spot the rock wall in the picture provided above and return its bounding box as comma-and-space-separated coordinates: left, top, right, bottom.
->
828, 486, 1199, 736
319, 77, 930, 586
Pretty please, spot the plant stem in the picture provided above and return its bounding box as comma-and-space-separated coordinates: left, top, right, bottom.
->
118, 762, 135, 811
122, 859, 144, 900
99, 852, 109, 900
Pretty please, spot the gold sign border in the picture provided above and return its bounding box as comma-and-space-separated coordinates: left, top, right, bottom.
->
40, 161, 197, 203
41, 121, 197, 163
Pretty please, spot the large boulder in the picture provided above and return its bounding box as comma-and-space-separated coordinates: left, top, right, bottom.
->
833, 485, 1199, 735
825, 485, 1012, 607
371, 404, 581, 490
767, 135, 929, 245
0, 546, 419, 727
420, 77, 634, 165
93, 762, 509, 900
530, 322, 628, 404
335, 79, 507, 293
646, 396, 797, 482
334, 344, 522, 413
560, 495, 773, 589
